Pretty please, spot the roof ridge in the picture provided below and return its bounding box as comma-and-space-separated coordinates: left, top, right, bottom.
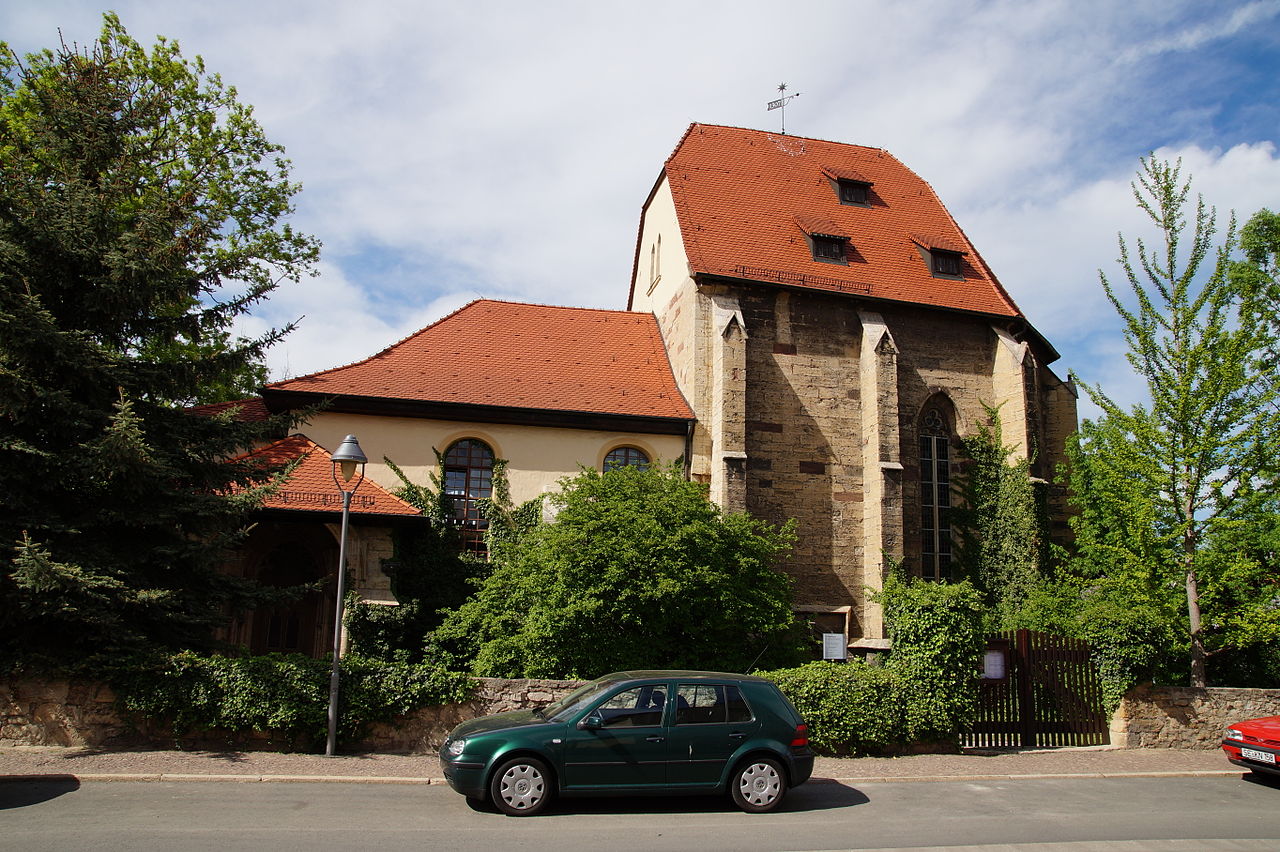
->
679, 122, 888, 157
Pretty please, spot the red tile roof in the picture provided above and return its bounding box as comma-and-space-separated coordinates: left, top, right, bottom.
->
243, 434, 421, 517
266, 300, 694, 421
189, 397, 271, 422
652, 123, 1021, 318
793, 214, 848, 238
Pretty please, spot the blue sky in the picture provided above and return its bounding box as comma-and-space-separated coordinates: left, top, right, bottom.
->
7, 1, 1280, 416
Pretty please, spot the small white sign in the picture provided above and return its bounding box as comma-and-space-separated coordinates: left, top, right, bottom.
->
983, 649, 1007, 680
822, 633, 847, 660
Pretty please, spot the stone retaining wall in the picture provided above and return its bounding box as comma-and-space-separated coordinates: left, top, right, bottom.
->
1111, 684, 1280, 749
2, 676, 584, 754
359, 678, 585, 753
11, 677, 1279, 753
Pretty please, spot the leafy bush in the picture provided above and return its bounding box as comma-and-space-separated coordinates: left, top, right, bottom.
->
1074, 588, 1187, 710
111, 651, 474, 749
760, 661, 899, 754
877, 572, 985, 740
429, 463, 805, 677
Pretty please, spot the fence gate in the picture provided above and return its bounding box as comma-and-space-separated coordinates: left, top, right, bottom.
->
965, 629, 1109, 748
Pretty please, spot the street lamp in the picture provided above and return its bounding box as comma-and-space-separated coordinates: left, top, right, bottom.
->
326, 434, 367, 757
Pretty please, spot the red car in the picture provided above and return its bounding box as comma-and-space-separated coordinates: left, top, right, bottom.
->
1222, 716, 1280, 779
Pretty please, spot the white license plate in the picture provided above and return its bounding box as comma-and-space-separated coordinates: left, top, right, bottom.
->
1241, 747, 1276, 765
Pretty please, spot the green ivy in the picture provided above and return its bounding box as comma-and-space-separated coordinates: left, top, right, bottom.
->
110, 651, 475, 749
876, 571, 984, 740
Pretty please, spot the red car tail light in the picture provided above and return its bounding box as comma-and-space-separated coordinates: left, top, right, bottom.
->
790, 723, 809, 748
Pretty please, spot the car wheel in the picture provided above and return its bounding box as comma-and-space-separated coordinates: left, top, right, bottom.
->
489, 757, 553, 816
731, 757, 786, 813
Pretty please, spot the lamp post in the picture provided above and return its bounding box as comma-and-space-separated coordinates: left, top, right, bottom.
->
326, 434, 367, 757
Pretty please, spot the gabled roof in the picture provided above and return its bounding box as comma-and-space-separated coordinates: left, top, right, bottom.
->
244, 434, 421, 517
646, 123, 1021, 318
265, 300, 694, 422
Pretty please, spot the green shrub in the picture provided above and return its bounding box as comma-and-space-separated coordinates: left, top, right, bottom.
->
762, 573, 984, 755
111, 651, 474, 749
429, 463, 805, 677
877, 572, 985, 740
759, 661, 900, 754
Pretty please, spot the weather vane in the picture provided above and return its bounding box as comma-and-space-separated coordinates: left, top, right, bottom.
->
767, 83, 801, 134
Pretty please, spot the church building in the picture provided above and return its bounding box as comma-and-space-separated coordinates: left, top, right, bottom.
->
215, 123, 1076, 659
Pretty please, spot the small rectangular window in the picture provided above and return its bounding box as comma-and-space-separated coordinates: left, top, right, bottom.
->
838, 180, 868, 205
812, 236, 845, 261
932, 251, 961, 276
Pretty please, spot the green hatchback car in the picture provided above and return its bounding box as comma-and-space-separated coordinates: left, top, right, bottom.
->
439, 670, 814, 816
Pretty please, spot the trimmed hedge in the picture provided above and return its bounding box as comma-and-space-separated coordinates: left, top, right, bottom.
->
760, 661, 900, 754
110, 652, 475, 749
761, 574, 984, 755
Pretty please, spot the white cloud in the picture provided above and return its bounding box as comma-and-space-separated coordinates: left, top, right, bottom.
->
8, 0, 1280, 409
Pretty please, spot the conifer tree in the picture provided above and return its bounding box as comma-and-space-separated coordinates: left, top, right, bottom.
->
0, 15, 319, 668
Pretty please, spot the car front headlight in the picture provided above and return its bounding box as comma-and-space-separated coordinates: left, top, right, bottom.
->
446, 737, 467, 758
1226, 728, 1243, 740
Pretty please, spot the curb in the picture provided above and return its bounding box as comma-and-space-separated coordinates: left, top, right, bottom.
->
3, 770, 1241, 785
1, 773, 441, 785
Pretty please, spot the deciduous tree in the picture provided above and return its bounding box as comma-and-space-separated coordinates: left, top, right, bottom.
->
1074, 159, 1280, 686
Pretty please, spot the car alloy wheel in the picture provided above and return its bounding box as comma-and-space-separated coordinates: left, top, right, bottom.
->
489, 757, 552, 816
731, 757, 785, 813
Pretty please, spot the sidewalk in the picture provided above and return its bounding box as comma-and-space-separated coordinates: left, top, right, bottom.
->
0, 745, 1237, 785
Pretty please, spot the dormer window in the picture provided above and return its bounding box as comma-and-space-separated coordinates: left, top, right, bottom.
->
911, 233, 968, 279
795, 215, 850, 265
822, 166, 873, 207
838, 180, 869, 205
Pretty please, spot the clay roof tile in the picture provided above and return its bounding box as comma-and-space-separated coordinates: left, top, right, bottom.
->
240, 434, 421, 517
266, 301, 694, 421
659, 123, 1022, 318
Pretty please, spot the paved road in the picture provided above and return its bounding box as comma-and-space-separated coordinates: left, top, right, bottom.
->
3, 774, 1279, 851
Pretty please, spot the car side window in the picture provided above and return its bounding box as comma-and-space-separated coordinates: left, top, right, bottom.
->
595, 685, 667, 727
676, 684, 754, 724
724, 685, 753, 723
672, 684, 749, 724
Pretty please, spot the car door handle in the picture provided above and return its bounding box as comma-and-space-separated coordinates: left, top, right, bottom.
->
728, 732, 746, 739
645, 736, 665, 743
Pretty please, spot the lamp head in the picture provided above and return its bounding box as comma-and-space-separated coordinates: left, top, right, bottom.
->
331, 435, 367, 483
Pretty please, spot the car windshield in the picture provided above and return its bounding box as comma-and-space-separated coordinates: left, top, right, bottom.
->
541, 679, 621, 723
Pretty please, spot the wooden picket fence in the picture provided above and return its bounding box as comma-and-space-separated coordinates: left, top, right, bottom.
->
965, 629, 1109, 748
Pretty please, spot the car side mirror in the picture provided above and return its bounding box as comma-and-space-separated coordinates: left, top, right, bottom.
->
577, 711, 604, 730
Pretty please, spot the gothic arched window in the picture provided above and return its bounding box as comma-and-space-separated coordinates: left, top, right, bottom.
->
919, 407, 953, 582
443, 439, 494, 556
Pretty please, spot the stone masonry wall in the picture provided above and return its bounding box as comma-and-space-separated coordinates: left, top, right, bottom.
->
740, 288, 865, 616
2, 677, 585, 754
1111, 684, 1280, 749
